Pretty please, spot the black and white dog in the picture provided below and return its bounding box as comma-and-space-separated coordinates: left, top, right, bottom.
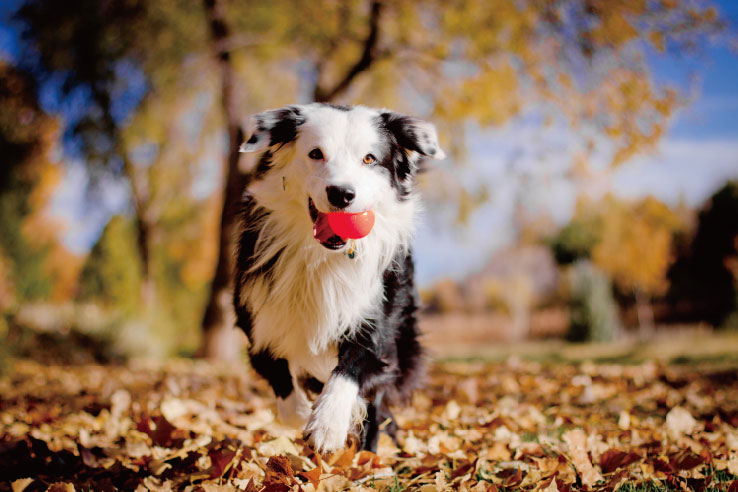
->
233, 103, 444, 453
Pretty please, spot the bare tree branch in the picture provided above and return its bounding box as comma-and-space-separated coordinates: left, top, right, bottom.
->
313, 0, 384, 102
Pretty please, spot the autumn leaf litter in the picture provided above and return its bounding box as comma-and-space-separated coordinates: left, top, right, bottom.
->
2, 358, 738, 491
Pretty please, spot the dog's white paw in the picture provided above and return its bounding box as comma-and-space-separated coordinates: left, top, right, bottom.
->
303, 375, 364, 454
277, 390, 312, 428
304, 407, 351, 453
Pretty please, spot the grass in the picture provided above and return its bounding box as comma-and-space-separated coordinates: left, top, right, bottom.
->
616, 482, 670, 492
434, 329, 738, 367
612, 466, 738, 492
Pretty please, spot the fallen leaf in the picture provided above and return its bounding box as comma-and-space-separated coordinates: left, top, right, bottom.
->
201, 484, 239, 492
258, 435, 299, 457
599, 449, 640, 474
669, 449, 705, 471
264, 455, 295, 486
541, 478, 559, 492
563, 429, 602, 487
329, 444, 356, 470
46, 484, 75, 492
299, 465, 322, 489
435, 470, 447, 491
665, 406, 698, 439
618, 411, 630, 430
11, 478, 34, 492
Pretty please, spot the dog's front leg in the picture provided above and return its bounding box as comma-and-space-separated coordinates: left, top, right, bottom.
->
249, 349, 310, 426
304, 332, 389, 453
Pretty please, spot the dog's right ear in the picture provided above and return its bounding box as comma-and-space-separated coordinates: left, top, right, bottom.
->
239, 106, 305, 153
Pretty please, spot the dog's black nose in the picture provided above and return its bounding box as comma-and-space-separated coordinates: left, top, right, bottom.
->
326, 185, 356, 208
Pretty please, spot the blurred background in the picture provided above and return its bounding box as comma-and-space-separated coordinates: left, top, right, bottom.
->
1, 0, 737, 365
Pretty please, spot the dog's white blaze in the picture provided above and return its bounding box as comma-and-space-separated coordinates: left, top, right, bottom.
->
240, 105, 419, 380
304, 374, 365, 453
297, 107, 385, 214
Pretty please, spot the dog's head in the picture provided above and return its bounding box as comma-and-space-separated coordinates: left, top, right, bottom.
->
239, 103, 445, 252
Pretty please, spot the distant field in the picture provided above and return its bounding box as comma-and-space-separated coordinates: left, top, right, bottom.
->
421, 314, 738, 366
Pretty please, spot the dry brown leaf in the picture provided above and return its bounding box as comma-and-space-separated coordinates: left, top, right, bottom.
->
541, 478, 560, 492
329, 444, 356, 470
299, 465, 322, 489
563, 429, 602, 487
666, 406, 698, 439
11, 479, 34, 492
599, 449, 640, 474
434, 470, 448, 491
46, 484, 76, 492
264, 455, 295, 486
201, 484, 240, 492
258, 435, 299, 457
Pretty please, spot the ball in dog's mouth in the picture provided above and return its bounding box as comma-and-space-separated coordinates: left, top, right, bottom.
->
308, 197, 375, 250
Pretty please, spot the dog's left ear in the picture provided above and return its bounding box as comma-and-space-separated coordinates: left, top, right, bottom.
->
381, 112, 446, 160
240, 106, 305, 153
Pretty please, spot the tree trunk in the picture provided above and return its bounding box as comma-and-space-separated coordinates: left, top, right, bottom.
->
107, 116, 156, 309
122, 157, 156, 307
635, 289, 655, 339
198, 0, 248, 359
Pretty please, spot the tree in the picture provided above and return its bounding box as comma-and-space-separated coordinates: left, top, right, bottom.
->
566, 260, 622, 342
197, 0, 249, 359
14, 0, 214, 307
668, 182, 738, 327
549, 195, 685, 335
0, 61, 75, 307
77, 216, 143, 311
592, 196, 684, 335
14, 0, 294, 357
548, 200, 602, 265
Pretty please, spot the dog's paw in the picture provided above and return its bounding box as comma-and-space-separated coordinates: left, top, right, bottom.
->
303, 375, 365, 454
304, 408, 351, 453
277, 390, 311, 428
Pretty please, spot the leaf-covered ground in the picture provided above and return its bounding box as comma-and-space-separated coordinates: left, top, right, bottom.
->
1, 358, 738, 492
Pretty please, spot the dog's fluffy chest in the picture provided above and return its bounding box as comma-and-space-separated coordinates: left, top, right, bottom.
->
244, 238, 385, 379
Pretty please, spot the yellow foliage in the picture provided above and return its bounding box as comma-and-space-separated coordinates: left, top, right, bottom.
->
44, 245, 83, 302
1, 61, 79, 303
436, 61, 520, 126
591, 195, 685, 297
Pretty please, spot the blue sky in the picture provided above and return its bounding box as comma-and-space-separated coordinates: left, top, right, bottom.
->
2, 1, 738, 287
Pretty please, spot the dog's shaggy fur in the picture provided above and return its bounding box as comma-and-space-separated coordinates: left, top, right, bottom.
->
233, 103, 444, 453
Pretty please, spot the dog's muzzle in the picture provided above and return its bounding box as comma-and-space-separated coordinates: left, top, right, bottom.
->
309, 198, 347, 250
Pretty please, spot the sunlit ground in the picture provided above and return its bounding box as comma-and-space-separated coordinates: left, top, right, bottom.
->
425, 327, 738, 366
2, 330, 738, 491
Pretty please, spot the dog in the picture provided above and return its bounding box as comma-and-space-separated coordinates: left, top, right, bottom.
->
233, 103, 445, 453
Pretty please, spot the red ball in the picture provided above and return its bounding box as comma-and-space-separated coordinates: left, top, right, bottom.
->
327, 210, 375, 239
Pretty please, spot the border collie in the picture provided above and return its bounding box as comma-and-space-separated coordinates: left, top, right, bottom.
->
233, 103, 444, 453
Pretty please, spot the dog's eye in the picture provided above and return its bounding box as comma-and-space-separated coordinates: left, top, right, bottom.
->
362, 154, 376, 165
308, 148, 324, 160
